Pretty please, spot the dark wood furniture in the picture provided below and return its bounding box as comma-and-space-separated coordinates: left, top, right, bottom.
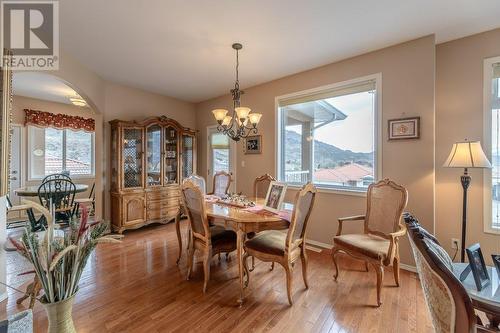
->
243, 183, 317, 305
181, 180, 237, 293
332, 179, 408, 306
109, 116, 196, 233
404, 214, 494, 332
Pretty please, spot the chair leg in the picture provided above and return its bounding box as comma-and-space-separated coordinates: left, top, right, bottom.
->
270, 262, 274, 271
186, 229, 191, 251
242, 253, 250, 288
332, 248, 341, 281
365, 261, 369, 272
186, 245, 195, 280
373, 263, 384, 307
284, 262, 293, 305
203, 250, 212, 293
301, 247, 309, 289
393, 256, 400, 287
248, 256, 255, 272
218, 253, 221, 261
226, 253, 230, 261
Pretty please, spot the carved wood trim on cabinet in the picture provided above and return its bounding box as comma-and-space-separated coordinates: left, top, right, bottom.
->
109, 116, 196, 233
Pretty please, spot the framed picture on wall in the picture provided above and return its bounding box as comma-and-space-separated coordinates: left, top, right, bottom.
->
244, 135, 262, 154
263, 181, 287, 213
388, 117, 420, 140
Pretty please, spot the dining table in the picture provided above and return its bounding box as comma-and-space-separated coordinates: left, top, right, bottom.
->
453, 262, 500, 330
175, 197, 293, 305
14, 184, 89, 197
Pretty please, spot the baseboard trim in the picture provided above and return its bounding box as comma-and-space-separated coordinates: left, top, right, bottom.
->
305, 239, 333, 249
400, 263, 417, 273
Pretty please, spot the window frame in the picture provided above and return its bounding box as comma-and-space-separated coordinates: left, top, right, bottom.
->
27, 126, 96, 181
275, 73, 383, 195
483, 56, 500, 234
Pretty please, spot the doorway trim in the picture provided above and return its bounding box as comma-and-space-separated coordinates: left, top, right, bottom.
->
206, 125, 237, 192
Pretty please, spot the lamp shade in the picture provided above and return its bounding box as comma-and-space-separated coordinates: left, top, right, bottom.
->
443, 141, 492, 168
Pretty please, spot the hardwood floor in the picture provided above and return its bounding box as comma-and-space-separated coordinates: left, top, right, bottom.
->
0, 221, 433, 332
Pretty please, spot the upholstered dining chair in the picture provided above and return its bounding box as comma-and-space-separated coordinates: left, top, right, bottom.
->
186, 174, 207, 195
243, 183, 317, 305
404, 214, 493, 333
209, 171, 231, 197
247, 174, 277, 271
332, 179, 408, 306
253, 174, 276, 199
181, 180, 237, 293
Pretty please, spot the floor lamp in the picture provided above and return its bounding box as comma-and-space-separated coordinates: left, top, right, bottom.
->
443, 140, 491, 263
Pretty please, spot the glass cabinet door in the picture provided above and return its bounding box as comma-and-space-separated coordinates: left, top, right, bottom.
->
122, 128, 143, 188
146, 124, 162, 186
181, 134, 195, 181
164, 126, 178, 184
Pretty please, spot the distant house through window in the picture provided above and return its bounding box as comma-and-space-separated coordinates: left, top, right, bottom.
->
29, 126, 95, 179
277, 75, 380, 192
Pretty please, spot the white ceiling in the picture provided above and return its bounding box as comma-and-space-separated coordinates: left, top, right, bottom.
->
13, 72, 84, 105
60, 0, 500, 102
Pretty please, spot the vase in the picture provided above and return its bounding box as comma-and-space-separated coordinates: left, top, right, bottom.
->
42, 295, 77, 333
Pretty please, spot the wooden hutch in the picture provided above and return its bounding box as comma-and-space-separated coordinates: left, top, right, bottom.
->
109, 116, 196, 233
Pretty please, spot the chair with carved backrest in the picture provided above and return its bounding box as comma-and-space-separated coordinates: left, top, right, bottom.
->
243, 183, 317, 305
41, 173, 72, 183
254, 174, 276, 199
186, 174, 207, 195
332, 178, 408, 306
404, 214, 493, 333
38, 178, 76, 222
181, 180, 237, 293
247, 174, 277, 271
209, 171, 231, 197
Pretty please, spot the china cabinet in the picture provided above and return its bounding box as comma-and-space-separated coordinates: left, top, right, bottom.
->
109, 116, 196, 233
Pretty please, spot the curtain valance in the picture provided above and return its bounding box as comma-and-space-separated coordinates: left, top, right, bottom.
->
24, 109, 95, 132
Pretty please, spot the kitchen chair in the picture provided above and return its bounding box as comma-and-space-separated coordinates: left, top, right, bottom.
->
181, 180, 237, 293
248, 174, 277, 271
72, 182, 95, 217
209, 171, 231, 197
404, 214, 493, 333
243, 183, 317, 305
5, 196, 46, 232
41, 173, 72, 183
37, 178, 76, 222
332, 179, 408, 306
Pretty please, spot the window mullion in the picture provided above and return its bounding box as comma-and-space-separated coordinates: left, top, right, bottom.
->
62, 129, 67, 171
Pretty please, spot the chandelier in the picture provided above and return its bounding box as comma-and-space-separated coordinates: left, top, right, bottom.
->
212, 43, 262, 141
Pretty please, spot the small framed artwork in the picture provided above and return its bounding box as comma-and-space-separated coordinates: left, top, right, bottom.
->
492, 254, 500, 277
466, 243, 490, 291
388, 117, 420, 140
264, 181, 288, 213
244, 135, 262, 154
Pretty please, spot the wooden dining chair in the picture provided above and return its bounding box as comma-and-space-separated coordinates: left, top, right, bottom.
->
38, 178, 77, 222
209, 171, 231, 197
247, 174, 277, 271
185, 174, 207, 194
404, 214, 493, 333
332, 179, 408, 306
72, 182, 95, 217
181, 180, 237, 293
253, 174, 276, 198
243, 183, 317, 305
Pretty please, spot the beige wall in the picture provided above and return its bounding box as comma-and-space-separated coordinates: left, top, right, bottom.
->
436, 28, 500, 263
11, 95, 101, 215
102, 82, 196, 220
195, 36, 436, 266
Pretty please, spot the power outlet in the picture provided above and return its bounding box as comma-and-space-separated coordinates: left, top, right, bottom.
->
451, 238, 460, 250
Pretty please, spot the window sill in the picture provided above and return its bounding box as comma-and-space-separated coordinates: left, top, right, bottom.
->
484, 226, 500, 235
285, 184, 367, 197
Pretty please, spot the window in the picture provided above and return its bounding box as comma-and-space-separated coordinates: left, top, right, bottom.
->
210, 132, 230, 173
488, 59, 500, 231
277, 76, 380, 192
29, 126, 95, 179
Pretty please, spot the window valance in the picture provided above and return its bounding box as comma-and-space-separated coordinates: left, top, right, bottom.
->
24, 109, 95, 132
